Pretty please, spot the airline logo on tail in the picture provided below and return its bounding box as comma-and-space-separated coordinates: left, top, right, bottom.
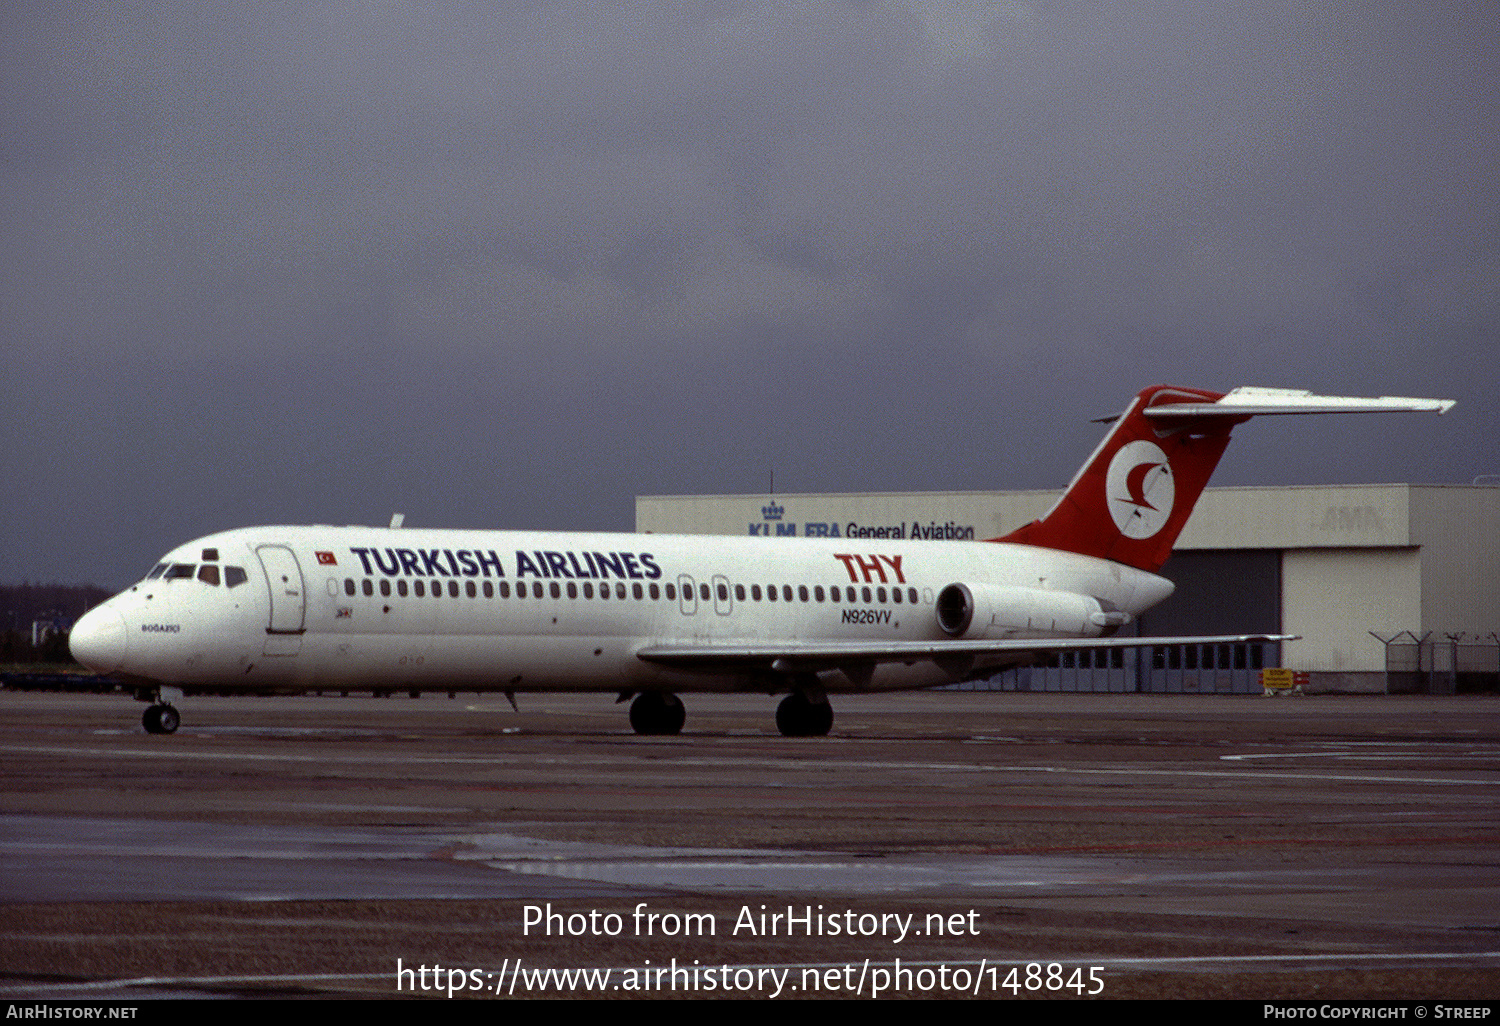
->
997, 384, 1452, 574
1106, 440, 1174, 539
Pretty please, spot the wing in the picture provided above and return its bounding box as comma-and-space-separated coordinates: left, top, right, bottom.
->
636, 633, 1296, 675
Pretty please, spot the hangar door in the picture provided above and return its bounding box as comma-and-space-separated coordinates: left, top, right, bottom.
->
1134, 549, 1281, 693
979, 550, 1282, 694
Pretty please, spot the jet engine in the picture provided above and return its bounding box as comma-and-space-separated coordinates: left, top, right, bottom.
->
935, 582, 1129, 640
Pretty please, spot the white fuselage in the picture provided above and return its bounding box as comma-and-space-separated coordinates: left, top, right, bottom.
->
74, 525, 1174, 697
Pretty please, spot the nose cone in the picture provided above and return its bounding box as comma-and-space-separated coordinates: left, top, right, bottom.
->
71, 606, 127, 674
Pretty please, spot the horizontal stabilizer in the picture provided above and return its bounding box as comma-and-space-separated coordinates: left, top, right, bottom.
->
1144, 386, 1454, 419
1003, 383, 1455, 574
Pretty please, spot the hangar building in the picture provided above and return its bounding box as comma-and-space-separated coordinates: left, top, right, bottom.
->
636, 485, 1500, 694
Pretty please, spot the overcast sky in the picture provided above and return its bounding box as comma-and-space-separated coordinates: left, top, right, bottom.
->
3, 1, 1495, 588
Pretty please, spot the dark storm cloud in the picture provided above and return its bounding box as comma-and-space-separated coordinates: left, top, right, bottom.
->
1, 1, 1494, 586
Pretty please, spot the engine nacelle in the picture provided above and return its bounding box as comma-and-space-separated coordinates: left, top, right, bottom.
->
935, 582, 1129, 640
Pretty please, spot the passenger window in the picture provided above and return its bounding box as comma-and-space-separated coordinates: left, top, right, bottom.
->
634, 583, 644, 600
798, 585, 808, 602
782, 585, 792, 602
533, 583, 544, 598
550, 582, 561, 599
415, 580, 426, 597
515, 582, 526, 599
877, 587, 886, 603
767, 585, 777, 602
499, 581, 510, 598
649, 583, 660, 600
665, 583, 675, 600
717, 583, 727, 602
620, 583, 629, 599
599, 582, 609, 599
398, 580, 408, 597
735, 584, 745, 601
433, 581, 443, 599
567, 582, 577, 599
362, 579, 374, 597
814, 586, 824, 602
861, 587, 871, 603
466, 581, 477, 598
908, 587, 918, 604
449, 581, 460, 598
381, 579, 391, 597
752, 584, 762, 601
344, 578, 356, 596
225, 566, 248, 589
892, 587, 902, 604
197, 565, 220, 586
583, 582, 594, 599
483, 581, 493, 598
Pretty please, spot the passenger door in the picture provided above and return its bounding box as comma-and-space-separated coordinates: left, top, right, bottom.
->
256, 545, 305, 655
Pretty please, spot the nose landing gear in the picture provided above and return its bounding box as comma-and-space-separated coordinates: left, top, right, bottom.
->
136, 686, 184, 734
142, 703, 180, 734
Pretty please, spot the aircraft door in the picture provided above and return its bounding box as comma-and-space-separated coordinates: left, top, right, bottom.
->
712, 574, 732, 616
677, 574, 697, 615
256, 545, 306, 636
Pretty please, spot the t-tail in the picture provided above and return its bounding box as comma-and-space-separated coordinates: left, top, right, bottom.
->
999, 385, 1455, 574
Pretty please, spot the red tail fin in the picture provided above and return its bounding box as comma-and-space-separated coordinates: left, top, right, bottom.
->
998, 386, 1243, 573
998, 384, 1454, 573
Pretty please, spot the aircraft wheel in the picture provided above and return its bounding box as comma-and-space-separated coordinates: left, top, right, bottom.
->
629, 692, 685, 735
143, 704, 178, 734
776, 693, 833, 737
143, 704, 180, 734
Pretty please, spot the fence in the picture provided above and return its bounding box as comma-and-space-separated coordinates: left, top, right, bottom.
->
1373, 632, 1500, 694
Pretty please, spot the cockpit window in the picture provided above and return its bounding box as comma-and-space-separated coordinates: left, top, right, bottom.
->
197, 565, 221, 586
146, 563, 168, 580
225, 566, 248, 589
164, 564, 196, 580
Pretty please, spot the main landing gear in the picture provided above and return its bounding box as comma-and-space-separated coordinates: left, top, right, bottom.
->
629, 691, 686, 735
142, 703, 180, 734
776, 692, 834, 737
623, 689, 833, 737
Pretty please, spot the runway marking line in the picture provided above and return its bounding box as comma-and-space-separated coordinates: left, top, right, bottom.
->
9, 741, 1498, 790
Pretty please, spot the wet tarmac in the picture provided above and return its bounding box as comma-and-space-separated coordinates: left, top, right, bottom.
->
1, 689, 1497, 1000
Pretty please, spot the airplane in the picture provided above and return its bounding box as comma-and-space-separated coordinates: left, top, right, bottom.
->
68, 385, 1453, 737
